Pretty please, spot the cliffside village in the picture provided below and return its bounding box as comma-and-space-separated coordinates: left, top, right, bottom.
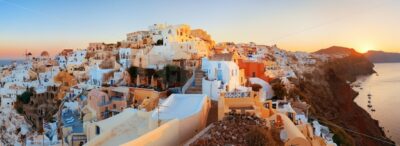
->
0, 24, 338, 146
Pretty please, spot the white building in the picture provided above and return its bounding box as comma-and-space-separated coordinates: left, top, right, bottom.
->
118, 48, 133, 69
201, 57, 242, 100
88, 66, 113, 87
145, 24, 211, 69
56, 55, 68, 69
248, 77, 274, 101
85, 94, 210, 146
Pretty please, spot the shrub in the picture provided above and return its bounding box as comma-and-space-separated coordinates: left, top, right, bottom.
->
251, 84, 263, 92
155, 39, 163, 46
127, 66, 139, 83
16, 107, 24, 114
270, 79, 287, 99
17, 91, 33, 104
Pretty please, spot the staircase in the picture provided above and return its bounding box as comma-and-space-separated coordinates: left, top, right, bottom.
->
185, 69, 204, 94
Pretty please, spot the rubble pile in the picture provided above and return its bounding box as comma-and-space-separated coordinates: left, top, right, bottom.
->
190, 112, 278, 146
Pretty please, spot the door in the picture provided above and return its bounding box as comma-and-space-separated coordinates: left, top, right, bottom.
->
217, 70, 223, 81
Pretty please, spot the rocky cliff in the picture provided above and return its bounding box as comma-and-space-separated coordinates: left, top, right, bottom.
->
292, 48, 394, 145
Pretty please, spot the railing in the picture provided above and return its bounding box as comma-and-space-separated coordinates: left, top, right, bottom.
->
181, 67, 196, 93
224, 92, 251, 98
110, 96, 125, 101
97, 97, 125, 106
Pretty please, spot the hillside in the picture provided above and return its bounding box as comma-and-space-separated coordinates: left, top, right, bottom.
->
294, 47, 393, 146
314, 46, 358, 56
364, 50, 400, 63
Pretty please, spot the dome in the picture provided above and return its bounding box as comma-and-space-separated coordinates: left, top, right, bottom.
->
41, 51, 50, 57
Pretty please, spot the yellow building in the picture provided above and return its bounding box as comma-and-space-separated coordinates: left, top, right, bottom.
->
218, 91, 276, 120
53, 71, 78, 100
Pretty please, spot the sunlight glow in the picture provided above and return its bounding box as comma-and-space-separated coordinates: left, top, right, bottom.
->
359, 44, 375, 53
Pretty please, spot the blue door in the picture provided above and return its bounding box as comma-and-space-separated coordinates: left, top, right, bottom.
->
217, 70, 223, 81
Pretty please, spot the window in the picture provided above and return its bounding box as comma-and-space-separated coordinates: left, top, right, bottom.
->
113, 104, 116, 109
96, 126, 100, 135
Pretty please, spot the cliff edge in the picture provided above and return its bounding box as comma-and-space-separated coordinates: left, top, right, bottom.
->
291, 47, 394, 145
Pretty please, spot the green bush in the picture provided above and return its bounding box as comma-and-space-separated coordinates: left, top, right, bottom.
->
17, 91, 33, 104
155, 39, 163, 46
16, 107, 24, 114
127, 66, 139, 83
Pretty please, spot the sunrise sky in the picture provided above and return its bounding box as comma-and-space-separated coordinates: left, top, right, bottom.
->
1, 0, 400, 59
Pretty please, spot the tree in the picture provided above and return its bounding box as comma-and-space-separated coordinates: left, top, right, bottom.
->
145, 68, 156, 85
164, 65, 179, 86
17, 91, 33, 104
127, 66, 139, 84
270, 79, 287, 99
154, 70, 165, 78
251, 84, 263, 92
155, 39, 163, 46
16, 107, 24, 114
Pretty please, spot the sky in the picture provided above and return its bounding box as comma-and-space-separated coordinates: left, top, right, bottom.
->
1, 0, 400, 59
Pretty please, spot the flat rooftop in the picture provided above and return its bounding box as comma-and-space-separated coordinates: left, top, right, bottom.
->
152, 94, 207, 120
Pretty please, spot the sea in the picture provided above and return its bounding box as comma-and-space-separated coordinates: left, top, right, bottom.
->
354, 63, 400, 145
0, 60, 23, 67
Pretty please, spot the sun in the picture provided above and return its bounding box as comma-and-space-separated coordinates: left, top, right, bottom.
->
359, 45, 374, 53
